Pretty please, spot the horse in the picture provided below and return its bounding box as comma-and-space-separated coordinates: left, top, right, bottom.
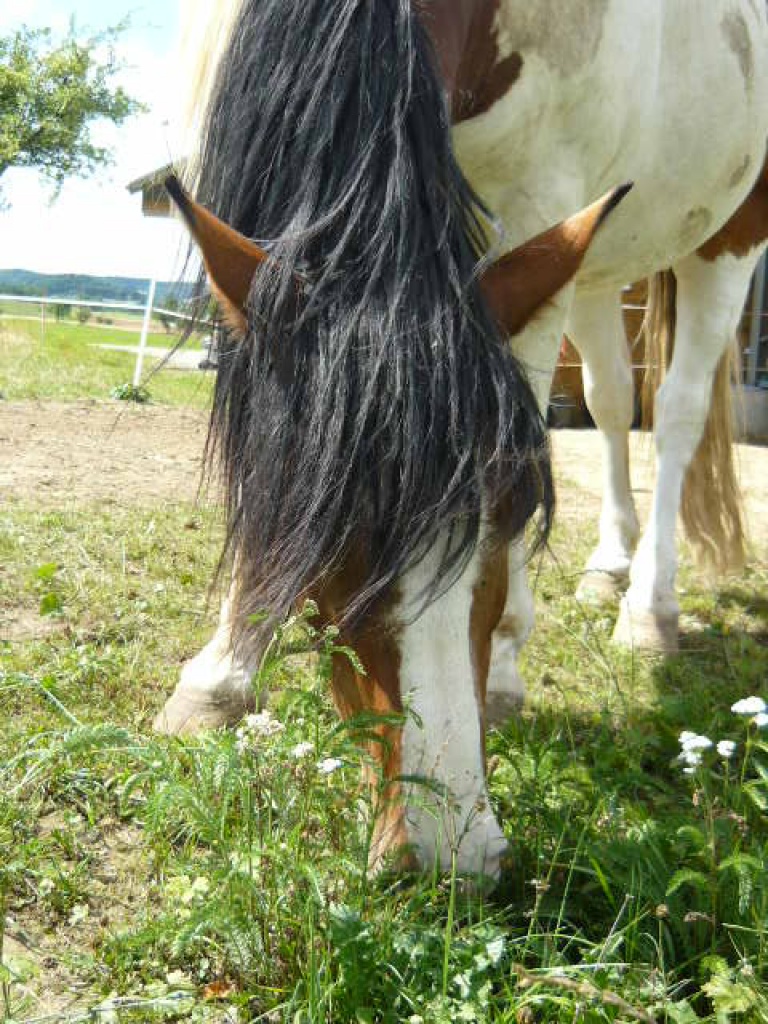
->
156, 0, 768, 879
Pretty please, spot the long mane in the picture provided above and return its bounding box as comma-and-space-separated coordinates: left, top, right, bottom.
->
191, 0, 553, 644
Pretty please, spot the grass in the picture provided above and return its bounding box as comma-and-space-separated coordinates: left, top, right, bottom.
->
1, 495, 766, 1021
0, 317, 213, 407
1, 336, 767, 1021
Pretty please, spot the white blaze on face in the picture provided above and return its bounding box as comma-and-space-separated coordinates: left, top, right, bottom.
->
396, 538, 507, 879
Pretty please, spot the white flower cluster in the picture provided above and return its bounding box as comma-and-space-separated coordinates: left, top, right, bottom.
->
678, 732, 714, 774
235, 710, 285, 753
677, 696, 767, 775
317, 756, 343, 775
731, 696, 768, 727
291, 741, 314, 760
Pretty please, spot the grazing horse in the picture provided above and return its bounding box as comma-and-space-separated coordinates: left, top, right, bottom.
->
157, 0, 768, 878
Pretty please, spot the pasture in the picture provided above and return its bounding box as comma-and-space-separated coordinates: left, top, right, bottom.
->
1, 317, 767, 1021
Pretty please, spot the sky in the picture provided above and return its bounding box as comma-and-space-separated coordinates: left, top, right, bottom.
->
0, 0, 194, 280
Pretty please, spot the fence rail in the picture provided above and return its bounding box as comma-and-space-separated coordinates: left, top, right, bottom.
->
0, 293, 195, 321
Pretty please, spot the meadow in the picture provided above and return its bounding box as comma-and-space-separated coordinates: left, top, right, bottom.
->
0, 311, 210, 407
1, 315, 767, 1022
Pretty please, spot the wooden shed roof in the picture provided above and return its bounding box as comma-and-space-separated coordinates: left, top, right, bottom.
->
127, 163, 180, 219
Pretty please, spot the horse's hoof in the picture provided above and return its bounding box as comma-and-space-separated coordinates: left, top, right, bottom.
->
152, 689, 255, 736
575, 570, 627, 604
612, 599, 679, 654
485, 688, 524, 730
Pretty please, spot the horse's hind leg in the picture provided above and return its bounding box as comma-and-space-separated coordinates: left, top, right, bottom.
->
153, 591, 258, 734
614, 247, 763, 651
565, 288, 640, 600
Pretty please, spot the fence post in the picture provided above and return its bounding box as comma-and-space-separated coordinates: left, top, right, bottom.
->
747, 252, 766, 388
133, 278, 157, 387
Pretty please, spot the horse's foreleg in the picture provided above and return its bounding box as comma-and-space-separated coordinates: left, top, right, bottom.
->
153, 593, 258, 734
615, 248, 762, 652
330, 535, 508, 879
566, 288, 639, 600
485, 539, 532, 725
484, 287, 574, 720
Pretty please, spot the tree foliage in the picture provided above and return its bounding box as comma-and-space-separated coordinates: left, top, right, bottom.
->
0, 22, 144, 193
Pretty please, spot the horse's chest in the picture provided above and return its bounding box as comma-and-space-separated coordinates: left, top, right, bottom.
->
452, 0, 768, 286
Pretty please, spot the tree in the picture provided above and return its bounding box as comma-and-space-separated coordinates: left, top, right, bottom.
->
0, 22, 144, 197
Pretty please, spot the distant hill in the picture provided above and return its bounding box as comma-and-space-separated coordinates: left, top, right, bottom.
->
0, 269, 195, 306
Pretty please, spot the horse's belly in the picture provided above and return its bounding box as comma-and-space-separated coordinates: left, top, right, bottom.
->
452, 0, 768, 288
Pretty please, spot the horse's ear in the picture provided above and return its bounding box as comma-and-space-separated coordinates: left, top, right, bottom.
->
165, 175, 269, 332
481, 184, 633, 336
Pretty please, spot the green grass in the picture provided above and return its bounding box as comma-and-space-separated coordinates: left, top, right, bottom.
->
1, 491, 766, 1021
0, 317, 213, 407
0, 334, 766, 1020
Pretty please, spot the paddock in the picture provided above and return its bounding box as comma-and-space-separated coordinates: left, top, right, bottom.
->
2, 387, 767, 1016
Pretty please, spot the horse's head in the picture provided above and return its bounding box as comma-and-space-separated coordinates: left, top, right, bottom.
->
168, 174, 629, 879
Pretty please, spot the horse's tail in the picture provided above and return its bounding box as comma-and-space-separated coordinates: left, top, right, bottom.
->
641, 270, 745, 573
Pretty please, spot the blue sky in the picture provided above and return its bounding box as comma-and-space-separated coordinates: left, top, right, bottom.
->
0, 0, 193, 279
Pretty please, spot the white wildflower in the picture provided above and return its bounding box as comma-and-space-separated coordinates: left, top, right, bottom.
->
754, 712, 768, 729
179, 876, 211, 905
242, 710, 285, 737
236, 710, 284, 752
679, 733, 712, 752
166, 968, 193, 988
680, 749, 702, 770
716, 740, 737, 759
317, 757, 343, 775
731, 696, 767, 716
291, 741, 314, 759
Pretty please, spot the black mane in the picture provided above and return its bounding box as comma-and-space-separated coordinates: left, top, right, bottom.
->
194, 0, 553, 644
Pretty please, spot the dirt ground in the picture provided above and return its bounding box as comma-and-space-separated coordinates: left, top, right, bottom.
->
1, 399, 766, 549
0, 400, 209, 506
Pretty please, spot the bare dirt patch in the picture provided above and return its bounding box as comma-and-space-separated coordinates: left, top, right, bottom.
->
1, 399, 766, 546
0, 400, 209, 506
552, 430, 768, 552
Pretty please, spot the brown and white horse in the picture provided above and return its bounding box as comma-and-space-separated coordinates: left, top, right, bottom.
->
157, 0, 768, 879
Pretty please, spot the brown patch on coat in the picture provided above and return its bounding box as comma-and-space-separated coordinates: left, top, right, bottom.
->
417, 0, 523, 122
698, 156, 768, 261
313, 558, 413, 871
469, 539, 508, 746
451, 1, 523, 122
